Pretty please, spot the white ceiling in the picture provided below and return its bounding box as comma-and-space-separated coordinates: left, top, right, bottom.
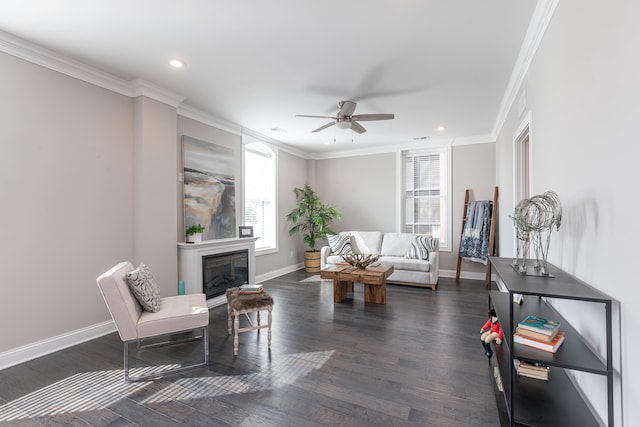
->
0, 0, 540, 155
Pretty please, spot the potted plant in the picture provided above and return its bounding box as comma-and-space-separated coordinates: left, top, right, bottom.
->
185, 224, 205, 243
286, 184, 341, 272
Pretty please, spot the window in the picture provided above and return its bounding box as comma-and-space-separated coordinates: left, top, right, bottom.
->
244, 142, 277, 252
401, 146, 451, 250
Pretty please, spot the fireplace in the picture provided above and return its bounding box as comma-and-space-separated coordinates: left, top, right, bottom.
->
178, 237, 258, 308
202, 250, 248, 299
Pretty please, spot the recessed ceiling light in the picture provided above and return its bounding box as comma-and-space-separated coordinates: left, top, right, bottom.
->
437, 126, 446, 132
169, 59, 184, 68
323, 141, 331, 145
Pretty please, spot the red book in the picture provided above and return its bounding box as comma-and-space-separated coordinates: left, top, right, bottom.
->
514, 331, 565, 353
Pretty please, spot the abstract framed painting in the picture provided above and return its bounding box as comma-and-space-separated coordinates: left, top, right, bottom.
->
182, 136, 236, 240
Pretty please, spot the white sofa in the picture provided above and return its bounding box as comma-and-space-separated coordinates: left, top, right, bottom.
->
320, 231, 439, 290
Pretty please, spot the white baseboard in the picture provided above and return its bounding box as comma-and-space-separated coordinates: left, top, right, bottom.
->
256, 262, 304, 283
0, 320, 116, 370
0, 263, 307, 371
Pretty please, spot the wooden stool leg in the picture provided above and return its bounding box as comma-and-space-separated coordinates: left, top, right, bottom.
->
257, 310, 261, 327
267, 307, 272, 349
233, 309, 240, 356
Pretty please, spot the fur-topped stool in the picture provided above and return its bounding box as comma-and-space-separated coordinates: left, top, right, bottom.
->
225, 287, 273, 355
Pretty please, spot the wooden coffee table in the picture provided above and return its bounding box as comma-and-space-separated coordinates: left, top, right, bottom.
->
320, 263, 394, 304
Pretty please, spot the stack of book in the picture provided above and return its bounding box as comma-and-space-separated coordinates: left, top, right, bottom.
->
514, 315, 565, 353
514, 359, 550, 380
239, 284, 264, 295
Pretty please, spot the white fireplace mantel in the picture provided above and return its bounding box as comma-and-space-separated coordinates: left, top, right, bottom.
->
178, 237, 258, 308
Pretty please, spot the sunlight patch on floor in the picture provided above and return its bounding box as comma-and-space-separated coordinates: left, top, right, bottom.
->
0, 351, 335, 421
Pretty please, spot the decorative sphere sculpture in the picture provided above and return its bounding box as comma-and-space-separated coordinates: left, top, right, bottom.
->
510, 191, 562, 275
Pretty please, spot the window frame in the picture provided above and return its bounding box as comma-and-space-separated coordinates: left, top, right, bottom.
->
513, 111, 532, 257
242, 140, 278, 255
398, 145, 452, 251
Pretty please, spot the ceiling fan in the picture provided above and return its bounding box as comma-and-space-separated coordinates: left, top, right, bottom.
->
296, 100, 394, 134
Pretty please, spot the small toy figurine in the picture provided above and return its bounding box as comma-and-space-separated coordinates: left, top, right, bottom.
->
480, 308, 503, 358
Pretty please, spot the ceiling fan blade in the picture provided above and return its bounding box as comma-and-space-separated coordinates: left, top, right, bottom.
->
296, 114, 338, 119
351, 113, 395, 121
351, 121, 367, 134
312, 122, 336, 133
338, 100, 357, 117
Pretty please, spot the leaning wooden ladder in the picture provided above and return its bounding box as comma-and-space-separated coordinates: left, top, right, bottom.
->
455, 186, 498, 287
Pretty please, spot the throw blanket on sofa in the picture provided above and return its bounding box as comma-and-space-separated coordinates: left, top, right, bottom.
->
459, 200, 491, 264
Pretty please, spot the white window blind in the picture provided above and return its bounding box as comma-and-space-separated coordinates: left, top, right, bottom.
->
402, 147, 450, 249
244, 142, 276, 251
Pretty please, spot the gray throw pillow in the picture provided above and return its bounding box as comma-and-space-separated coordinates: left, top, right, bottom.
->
125, 263, 161, 312
327, 233, 353, 255
406, 236, 438, 260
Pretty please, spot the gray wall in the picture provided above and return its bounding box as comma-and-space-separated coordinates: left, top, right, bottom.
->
315, 146, 496, 276
450, 143, 496, 276
0, 51, 135, 351
316, 153, 397, 234
133, 97, 179, 296
496, 1, 636, 423
0, 50, 311, 360
175, 116, 309, 279
257, 149, 309, 276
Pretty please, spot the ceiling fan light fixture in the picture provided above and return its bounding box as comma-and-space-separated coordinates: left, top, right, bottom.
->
336, 119, 352, 130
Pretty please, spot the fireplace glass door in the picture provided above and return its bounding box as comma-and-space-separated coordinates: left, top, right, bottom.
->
202, 250, 249, 299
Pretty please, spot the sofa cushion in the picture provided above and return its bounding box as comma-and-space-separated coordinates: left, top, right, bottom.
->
380, 233, 414, 257
379, 256, 431, 272
406, 235, 438, 260
137, 294, 209, 338
327, 233, 353, 255
327, 254, 345, 264
346, 231, 383, 255
125, 264, 161, 313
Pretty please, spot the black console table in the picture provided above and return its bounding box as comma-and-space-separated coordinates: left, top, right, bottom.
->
488, 257, 613, 426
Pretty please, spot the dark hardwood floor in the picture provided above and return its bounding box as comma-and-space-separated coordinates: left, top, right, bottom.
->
0, 271, 507, 426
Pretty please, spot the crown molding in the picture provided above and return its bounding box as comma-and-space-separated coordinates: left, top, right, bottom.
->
0, 30, 133, 96
241, 128, 310, 159
308, 142, 405, 160
1, 15, 546, 160
1, 30, 184, 107
311, 135, 498, 160
176, 103, 242, 136
491, 0, 559, 139
177, 103, 311, 159
130, 78, 184, 108
451, 134, 495, 146
309, 138, 459, 160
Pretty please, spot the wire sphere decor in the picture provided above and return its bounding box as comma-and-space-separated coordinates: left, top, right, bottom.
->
509, 191, 562, 276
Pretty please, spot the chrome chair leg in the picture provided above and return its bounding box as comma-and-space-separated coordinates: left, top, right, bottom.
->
123, 325, 209, 382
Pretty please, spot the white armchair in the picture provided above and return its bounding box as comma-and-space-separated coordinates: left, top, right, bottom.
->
96, 261, 210, 382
